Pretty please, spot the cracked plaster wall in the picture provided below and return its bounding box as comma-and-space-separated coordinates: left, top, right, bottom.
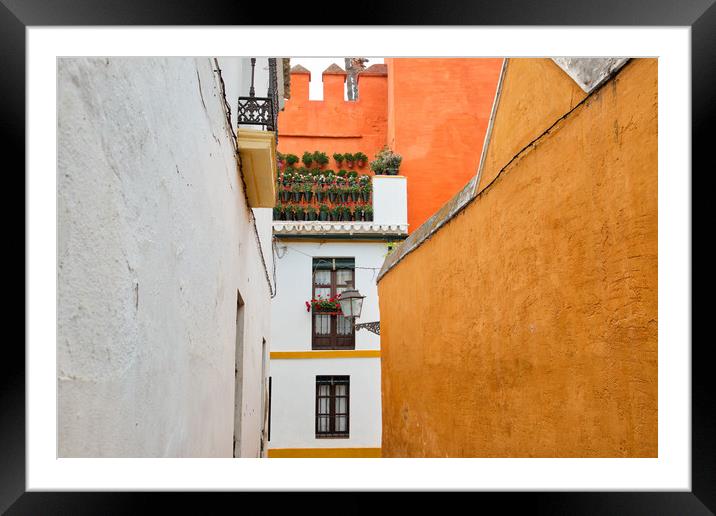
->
378, 58, 658, 457
57, 57, 272, 457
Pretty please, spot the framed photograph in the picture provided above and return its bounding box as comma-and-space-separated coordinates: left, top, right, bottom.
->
9, 0, 708, 512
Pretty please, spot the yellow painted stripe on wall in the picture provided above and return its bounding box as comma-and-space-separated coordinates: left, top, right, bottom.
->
270, 350, 380, 359
268, 447, 382, 458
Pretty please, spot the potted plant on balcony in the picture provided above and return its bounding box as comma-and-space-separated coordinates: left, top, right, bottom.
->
370, 146, 402, 175
286, 204, 297, 221
303, 183, 314, 203
363, 205, 374, 221
280, 186, 291, 203
273, 202, 284, 221
291, 183, 303, 202
305, 205, 317, 221
350, 185, 360, 202
327, 185, 337, 204
313, 151, 329, 169
330, 206, 341, 222
306, 294, 342, 314
353, 205, 363, 221
344, 153, 354, 168
340, 186, 350, 203
319, 204, 330, 221
295, 205, 305, 221
360, 182, 372, 202
315, 183, 326, 203
370, 156, 386, 175
384, 151, 402, 175
302, 151, 314, 167
333, 153, 344, 167
354, 152, 367, 168
286, 153, 299, 167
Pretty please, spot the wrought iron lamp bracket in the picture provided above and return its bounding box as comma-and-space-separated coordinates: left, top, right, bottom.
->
354, 321, 380, 335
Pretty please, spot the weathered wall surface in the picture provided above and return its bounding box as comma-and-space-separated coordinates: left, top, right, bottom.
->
476, 59, 587, 193
378, 58, 657, 457
277, 67, 388, 167
58, 57, 273, 457
386, 58, 503, 232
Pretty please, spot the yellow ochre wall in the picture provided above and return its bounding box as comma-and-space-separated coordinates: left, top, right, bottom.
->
377, 58, 657, 457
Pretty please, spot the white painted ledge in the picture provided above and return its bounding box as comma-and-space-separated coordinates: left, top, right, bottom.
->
272, 221, 408, 236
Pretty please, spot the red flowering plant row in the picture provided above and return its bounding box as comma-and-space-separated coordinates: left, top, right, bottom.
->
305, 293, 342, 313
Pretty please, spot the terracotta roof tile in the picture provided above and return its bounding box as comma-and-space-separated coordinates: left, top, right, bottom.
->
290, 64, 311, 78
322, 63, 347, 75
360, 63, 388, 76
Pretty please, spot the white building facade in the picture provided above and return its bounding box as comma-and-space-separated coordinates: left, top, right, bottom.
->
57, 57, 284, 457
268, 176, 408, 457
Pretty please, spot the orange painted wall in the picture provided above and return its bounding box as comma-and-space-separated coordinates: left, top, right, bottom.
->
377, 59, 658, 457
277, 68, 387, 172
386, 58, 503, 231
278, 60, 502, 232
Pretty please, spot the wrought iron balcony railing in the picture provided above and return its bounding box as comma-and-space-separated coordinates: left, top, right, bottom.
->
238, 58, 279, 142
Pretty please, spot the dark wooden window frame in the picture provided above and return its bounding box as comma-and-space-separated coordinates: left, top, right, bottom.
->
315, 375, 350, 438
311, 261, 355, 350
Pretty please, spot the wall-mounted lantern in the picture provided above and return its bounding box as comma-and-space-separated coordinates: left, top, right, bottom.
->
337, 289, 380, 335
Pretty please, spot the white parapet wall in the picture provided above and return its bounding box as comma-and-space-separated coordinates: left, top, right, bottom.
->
372, 175, 408, 227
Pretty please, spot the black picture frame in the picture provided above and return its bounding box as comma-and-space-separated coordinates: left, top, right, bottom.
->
5, 0, 707, 513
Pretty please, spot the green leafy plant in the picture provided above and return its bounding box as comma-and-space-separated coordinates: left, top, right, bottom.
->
305, 205, 317, 221
370, 146, 402, 175
333, 153, 344, 164
363, 205, 373, 221
303, 182, 314, 202
302, 151, 314, 167
313, 151, 329, 167
344, 153, 355, 166
360, 184, 371, 202
319, 204, 330, 221
286, 154, 299, 166
354, 152, 367, 166
273, 202, 284, 220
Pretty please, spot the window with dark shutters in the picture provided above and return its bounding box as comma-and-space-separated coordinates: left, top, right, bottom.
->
312, 258, 355, 350
316, 375, 349, 438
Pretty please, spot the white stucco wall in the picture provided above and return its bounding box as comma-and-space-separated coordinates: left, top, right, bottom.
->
57, 57, 274, 457
271, 240, 387, 351
269, 357, 381, 449
268, 239, 386, 450
372, 176, 407, 227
